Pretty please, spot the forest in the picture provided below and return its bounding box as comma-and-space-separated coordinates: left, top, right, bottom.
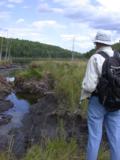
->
0, 37, 81, 59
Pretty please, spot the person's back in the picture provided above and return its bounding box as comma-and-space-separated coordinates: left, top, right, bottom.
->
80, 32, 120, 160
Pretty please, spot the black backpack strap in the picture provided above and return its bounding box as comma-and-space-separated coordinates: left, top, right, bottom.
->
92, 51, 109, 97
96, 51, 109, 59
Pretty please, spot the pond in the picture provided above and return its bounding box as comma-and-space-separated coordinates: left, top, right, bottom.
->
0, 92, 30, 135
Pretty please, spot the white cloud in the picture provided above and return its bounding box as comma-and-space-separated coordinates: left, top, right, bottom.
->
1, 0, 120, 53
61, 34, 75, 41
60, 33, 95, 53
32, 20, 66, 29
50, 0, 120, 34
0, 11, 11, 19
22, 5, 31, 9
38, 3, 52, 12
32, 20, 57, 28
7, 26, 51, 44
0, 1, 6, 6
16, 18, 25, 24
54, 0, 90, 7
61, 33, 93, 47
8, 0, 24, 4
38, 2, 64, 14
6, 4, 15, 8
8, 27, 42, 39
97, 0, 120, 12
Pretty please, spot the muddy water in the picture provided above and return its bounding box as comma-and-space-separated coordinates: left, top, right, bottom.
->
0, 92, 30, 135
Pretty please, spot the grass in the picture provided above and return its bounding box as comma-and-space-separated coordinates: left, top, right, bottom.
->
16, 60, 87, 114
17, 67, 43, 79
0, 142, 110, 160
0, 59, 12, 66
98, 143, 110, 160
1, 60, 110, 160
24, 138, 78, 160
0, 151, 15, 160
23, 139, 110, 160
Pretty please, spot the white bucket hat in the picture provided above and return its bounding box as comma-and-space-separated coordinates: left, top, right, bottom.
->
94, 32, 113, 45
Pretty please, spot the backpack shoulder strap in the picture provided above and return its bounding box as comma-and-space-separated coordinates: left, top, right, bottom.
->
96, 51, 109, 59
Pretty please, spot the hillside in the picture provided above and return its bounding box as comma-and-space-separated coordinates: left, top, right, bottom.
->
0, 37, 81, 59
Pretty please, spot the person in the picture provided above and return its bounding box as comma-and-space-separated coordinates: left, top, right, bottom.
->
80, 32, 120, 160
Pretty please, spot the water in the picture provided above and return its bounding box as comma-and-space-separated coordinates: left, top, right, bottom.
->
0, 92, 30, 135
6, 77, 15, 82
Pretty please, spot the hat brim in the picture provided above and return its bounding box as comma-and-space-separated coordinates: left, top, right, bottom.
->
94, 40, 113, 45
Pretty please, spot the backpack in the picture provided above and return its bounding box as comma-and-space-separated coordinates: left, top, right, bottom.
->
96, 51, 120, 112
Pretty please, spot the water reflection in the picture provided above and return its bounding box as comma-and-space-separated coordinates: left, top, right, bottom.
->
0, 92, 30, 135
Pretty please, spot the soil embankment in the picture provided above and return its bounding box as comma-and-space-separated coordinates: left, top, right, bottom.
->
0, 76, 13, 120
0, 67, 88, 157
0, 75, 13, 151
12, 75, 87, 157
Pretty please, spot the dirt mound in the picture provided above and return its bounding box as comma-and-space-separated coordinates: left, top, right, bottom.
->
11, 93, 87, 157
15, 73, 54, 97
0, 75, 12, 99
0, 76, 13, 114
11, 74, 87, 157
0, 100, 13, 113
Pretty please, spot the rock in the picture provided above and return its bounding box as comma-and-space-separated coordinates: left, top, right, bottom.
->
10, 130, 27, 158
0, 100, 13, 113
0, 114, 12, 126
0, 76, 12, 99
0, 135, 9, 151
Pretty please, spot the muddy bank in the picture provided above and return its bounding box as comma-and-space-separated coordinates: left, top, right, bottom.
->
0, 64, 27, 77
0, 76, 12, 97
15, 72, 54, 96
12, 77, 87, 157
0, 93, 30, 154
0, 76, 13, 114
11, 94, 87, 158
23, 93, 87, 142
0, 67, 109, 159
0, 73, 87, 157
0, 76, 13, 151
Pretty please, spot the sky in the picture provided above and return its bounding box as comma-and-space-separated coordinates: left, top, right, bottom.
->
0, 0, 120, 53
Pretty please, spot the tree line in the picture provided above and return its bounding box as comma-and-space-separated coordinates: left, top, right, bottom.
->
1, 36, 119, 59
82, 42, 120, 58
0, 37, 82, 59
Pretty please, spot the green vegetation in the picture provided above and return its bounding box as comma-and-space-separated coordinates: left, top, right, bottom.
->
0, 60, 111, 159
23, 139, 110, 160
0, 36, 120, 62
0, 59, 12, 65
1, 35, 119, 160
0, 37, 81, 59
24, 138, 78, 160
16, 60, 87, 113
98, 149, 110, 160
0, 139, 110, 160
83, 42, 120, 58
83, 48, 96, 58
113, 42, 120, 52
